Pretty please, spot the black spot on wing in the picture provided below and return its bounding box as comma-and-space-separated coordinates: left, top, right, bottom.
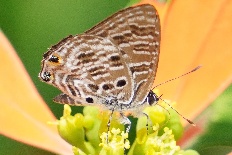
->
116, 79, 126, 87
102, 84, 114, 90
86, 97, 94, 103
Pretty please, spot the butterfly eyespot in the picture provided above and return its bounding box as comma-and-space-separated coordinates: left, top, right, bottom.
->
48, 54, 63, 65
116, 79, 126, 87
86, 97, 94, 103
49, 55, 59, 63
102, 84, 114, 90
41, 71, 53, 82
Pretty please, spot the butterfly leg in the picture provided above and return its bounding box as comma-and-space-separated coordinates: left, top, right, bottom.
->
119, 113, 131, 133
107, 108, 115, 143
119, 113, 131, 155
142, 112, 152, 134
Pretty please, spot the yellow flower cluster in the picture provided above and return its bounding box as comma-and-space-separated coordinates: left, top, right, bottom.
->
56, 103, 199, 155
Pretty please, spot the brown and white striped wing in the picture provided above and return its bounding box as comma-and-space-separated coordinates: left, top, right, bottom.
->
39, 4, 160, 109
86, 4, 161, 105
40, 34, 133, 106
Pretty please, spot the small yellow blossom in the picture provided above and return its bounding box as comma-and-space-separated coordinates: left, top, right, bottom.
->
99, 128, 130, 155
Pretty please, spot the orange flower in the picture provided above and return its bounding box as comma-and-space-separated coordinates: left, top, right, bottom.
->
0, 31, 73, 154
138, 0, 232, 124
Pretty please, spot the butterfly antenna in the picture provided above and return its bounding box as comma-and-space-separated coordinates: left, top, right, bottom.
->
158, 96, 195, 126
152, 65, 202, 89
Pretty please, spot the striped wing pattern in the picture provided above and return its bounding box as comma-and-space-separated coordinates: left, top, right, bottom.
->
40, 34, 133, 108
39, 4, 160, 112
86, 4, 160, 107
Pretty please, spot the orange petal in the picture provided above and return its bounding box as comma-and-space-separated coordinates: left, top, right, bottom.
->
154, 1, 232, 124
0, 31, 72, 154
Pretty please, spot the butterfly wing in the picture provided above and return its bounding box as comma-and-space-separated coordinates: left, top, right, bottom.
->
39, 4, 160, 110
86, 4, 161, 106
40, 34, 133, 107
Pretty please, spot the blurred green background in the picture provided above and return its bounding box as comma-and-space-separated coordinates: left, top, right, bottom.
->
1, 0, 232, 154
0, 0, 132, 118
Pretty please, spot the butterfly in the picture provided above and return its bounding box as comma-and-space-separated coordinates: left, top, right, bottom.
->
39, 4, 161, 131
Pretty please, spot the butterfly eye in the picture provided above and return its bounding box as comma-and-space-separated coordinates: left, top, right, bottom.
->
41, 71, 53, 82
147, 91, 159, 106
